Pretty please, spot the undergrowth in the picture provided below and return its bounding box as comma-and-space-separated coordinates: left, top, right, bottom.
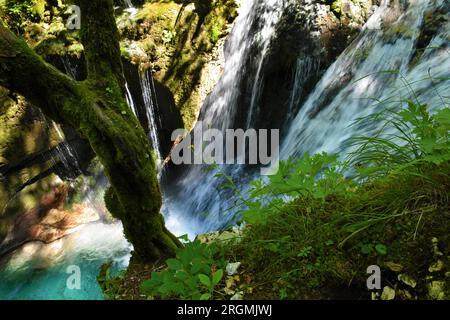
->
223, 101, 450, 299
100, 100, 449, 300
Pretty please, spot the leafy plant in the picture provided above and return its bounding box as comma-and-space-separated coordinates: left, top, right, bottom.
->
140, 238, 228, 300
3, 0, 40, 33
218, 101, 449, 299
97, 262, 127, 299
346, 101, 450, 181
297, 246, 313, 258
225, 152, 358, 225
198, 269, 224, 300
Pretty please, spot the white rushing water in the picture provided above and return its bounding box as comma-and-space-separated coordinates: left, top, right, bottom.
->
125, 71, 164, 174
282, 0, 450, 158
163, 0, 305, 237
141, 72, 163, 164
200, 0, 308, 131
125, 82, 139, 116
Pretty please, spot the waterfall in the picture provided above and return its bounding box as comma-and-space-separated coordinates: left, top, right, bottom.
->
141, 72, 163, 164
123, 0, 133, 9
199, 0, 312, 131
60, 57, 78, 80
125, 71, 163, 173
163, 0, 450, 237
125, 82, 139, 116
0, 57, 131, 300
281, 0, 450, 159
43, 57, 85, 178
51, 122, 82, 176
163, 0, 311, 236
2, 0, 449, 300
285, 56, 320, 123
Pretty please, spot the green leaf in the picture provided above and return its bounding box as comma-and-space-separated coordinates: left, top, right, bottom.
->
375, 244, 387, 255
191, 258, 204, 273
178, 234, 190, 242
200, 293, 211, 300
166, 258, 183, 271
140, 279, 155, 294
174, 270, 189, 281
212, 269, 223, 286
361, 243, 373, 255
198, 274, 211, 288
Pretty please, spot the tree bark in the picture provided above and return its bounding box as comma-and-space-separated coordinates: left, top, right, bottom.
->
0, 0, 181, 262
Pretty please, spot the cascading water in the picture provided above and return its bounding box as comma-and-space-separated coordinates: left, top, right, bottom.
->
281, 0, 450, 159
164, 0, 450, 237
123, 0, 134, 9
199, 0, 313, 131
285, 57, 320, 123
125, 71, 164, 173
0, 58, 132, 300
141, 72, 163, 165
162, 0, 316, 236
125, 82, 139, 117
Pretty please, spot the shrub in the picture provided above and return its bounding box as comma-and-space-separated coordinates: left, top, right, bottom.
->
140, 237, 227, 300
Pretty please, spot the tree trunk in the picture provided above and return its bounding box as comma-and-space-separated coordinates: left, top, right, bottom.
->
0, 0, 181, 262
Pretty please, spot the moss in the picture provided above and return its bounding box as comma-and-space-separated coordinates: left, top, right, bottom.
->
331, 0, 344, 15
6, 0, 237, 130
117, 0, 238, 130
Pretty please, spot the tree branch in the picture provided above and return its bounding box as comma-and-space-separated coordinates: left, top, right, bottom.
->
77, 0, 125, 91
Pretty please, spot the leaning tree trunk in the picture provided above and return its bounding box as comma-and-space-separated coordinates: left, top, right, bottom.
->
0, 0, 181, 262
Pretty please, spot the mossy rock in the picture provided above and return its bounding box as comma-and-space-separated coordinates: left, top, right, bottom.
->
117, 0, 238, 130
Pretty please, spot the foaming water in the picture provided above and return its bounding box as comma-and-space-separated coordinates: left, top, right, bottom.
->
0, 221, 131, 300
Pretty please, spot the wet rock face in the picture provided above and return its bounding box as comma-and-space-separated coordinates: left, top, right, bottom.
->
0, 90, 59, 243
0, 184, 102, 260
0, 55, 94, 244
409, 2, 449, 67
122, 60, 184, 158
